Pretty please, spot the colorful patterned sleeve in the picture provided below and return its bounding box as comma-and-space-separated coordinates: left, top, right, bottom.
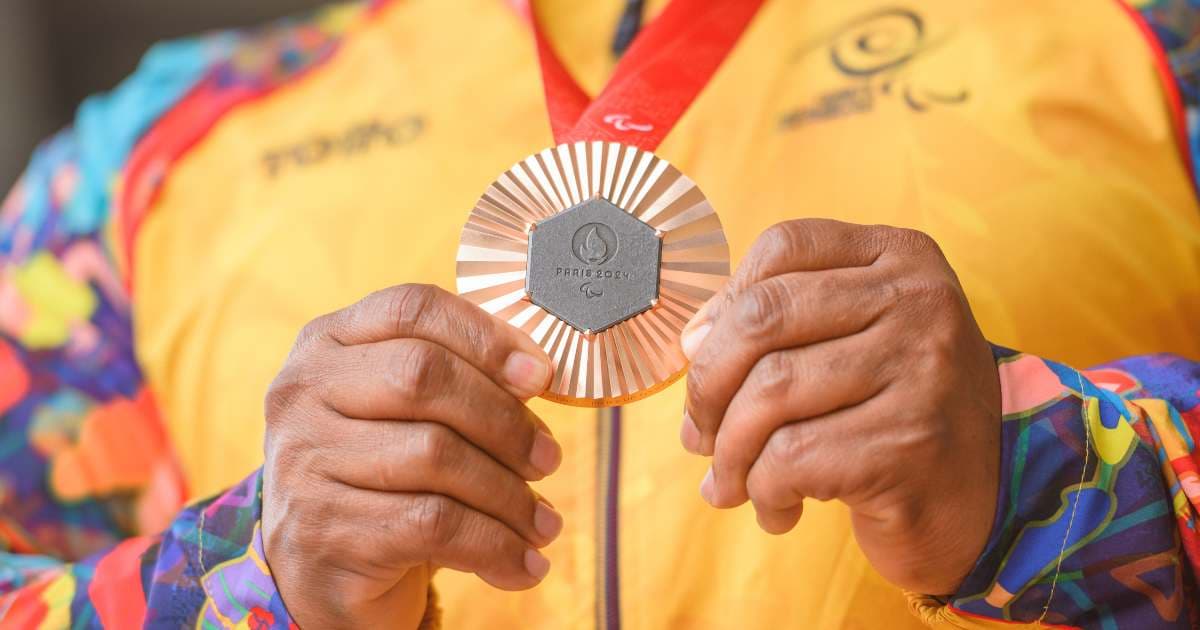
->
0, 39, 297, 630
0, 137, 294, 622
0, 8, 374, 627
909, 347, 1200, 629
0, 471, 293, 628
0, 34, 252, 625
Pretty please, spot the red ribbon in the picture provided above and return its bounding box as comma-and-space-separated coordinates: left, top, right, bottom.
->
512, 0, 766, 151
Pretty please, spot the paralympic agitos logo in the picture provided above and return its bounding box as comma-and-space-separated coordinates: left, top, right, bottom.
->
778, 7, 967, 130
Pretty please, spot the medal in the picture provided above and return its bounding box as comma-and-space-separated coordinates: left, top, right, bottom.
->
456, 0, 764, 406
458, 141, 727, 406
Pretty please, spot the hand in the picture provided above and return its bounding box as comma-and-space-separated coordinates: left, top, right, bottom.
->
262, 285, 563, 628
680, 220, 1000, 595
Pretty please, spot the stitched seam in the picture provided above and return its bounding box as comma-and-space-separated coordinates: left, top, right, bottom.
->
1039, 370, 1091, 623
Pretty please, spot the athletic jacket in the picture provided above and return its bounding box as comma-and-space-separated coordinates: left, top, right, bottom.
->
1, 0, 1199, 627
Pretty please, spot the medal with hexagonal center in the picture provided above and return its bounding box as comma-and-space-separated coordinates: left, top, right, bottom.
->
459, 141, 730, 406
526, 197, 662, 334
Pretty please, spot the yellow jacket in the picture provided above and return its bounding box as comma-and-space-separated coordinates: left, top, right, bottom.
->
1, 1, 1198, 628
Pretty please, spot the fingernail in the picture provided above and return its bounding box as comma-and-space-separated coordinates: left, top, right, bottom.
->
680, 323, 711, 361
504, 351, 551, 398
680, 411, 702, 454
525, 548, 551, 580
700, 467, 716, 505
534, 500, 563, 540
530, 430, 562, 476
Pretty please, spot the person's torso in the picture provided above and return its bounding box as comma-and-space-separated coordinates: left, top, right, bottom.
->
128, 0, 1200, 627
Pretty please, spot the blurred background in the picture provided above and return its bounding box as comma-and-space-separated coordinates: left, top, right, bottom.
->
0, 0, 327, 188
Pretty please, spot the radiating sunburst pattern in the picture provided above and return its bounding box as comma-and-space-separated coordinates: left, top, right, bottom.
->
456, 141, 730, 407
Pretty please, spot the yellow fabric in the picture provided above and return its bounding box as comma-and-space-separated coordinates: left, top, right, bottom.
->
131, 0, 1200, 628
533, 0, 670, 96
906, 592, 1045, 629
36, 574, 76, 630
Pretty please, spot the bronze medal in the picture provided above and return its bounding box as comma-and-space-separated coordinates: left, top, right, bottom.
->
457, 141, 729, 406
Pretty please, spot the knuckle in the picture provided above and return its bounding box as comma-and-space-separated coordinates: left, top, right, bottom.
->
411, 494, 464, 549
761, 221, 796, 246
806, 480, 839, 503
889, 227, 940, 255
896, 276, 962, 314
294, 312, 337, 350
766, 424, 810, 470
917, 334, 962, 398
733, 283, 784, 338
264, 365, 315, 427
266, 481, 334, 559
264, 378, 298, 425
902, 278, 960, 324
274, 446, 328, 497
755, 221, 805, 266
303, 446, 340, 480
920, 278, 963, 311
746, 472, 789, 510
753, 429, 806, 502
383, 283, 443, 339
388, 340, 444, 396
751, 352, 795, 402
786, 426, 855, 501
417, 423, 460, 472
768, 423, 841, 501
744, 468, 772, 506
896, 410, 942, 454
268, 319, 345, 426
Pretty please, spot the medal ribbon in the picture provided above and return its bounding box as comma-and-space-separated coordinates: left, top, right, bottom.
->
510, 0, 767, 151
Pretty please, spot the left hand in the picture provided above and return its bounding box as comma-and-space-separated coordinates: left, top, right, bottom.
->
680, 219, 1001, 595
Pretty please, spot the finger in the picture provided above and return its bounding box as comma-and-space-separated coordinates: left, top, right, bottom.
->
319, 338, 561, 481
409, 494, 553, 591
301, 284, 552, 399
751, 497, 804, 535
317, 419, 562, 547
731, 219, 885, 288
683, 267, 888, 455
744, 395, 891, 533
685, 220, 886, 336
705, 331, 890, 508
347, 490, 551, 591
680, 410, 703, 454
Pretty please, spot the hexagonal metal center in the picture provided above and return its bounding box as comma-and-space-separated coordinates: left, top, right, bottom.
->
527, 197, 661, 333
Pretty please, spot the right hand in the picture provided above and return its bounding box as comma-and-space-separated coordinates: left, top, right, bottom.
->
261, 284, 563, 629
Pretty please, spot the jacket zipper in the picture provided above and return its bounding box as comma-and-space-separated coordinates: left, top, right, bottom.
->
596, 406, 622, 630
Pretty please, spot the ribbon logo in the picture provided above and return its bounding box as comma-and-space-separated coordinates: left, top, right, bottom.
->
603, 113, 654, 133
